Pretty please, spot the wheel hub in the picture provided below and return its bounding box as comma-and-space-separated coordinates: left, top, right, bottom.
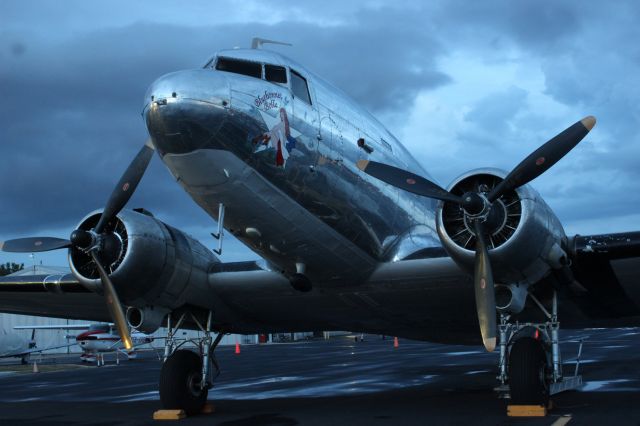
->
187, 371, 204, 396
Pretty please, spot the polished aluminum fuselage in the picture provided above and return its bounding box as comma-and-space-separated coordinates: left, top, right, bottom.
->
144, 49, 440, 285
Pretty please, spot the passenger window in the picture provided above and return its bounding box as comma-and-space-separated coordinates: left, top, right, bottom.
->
216, 57, 262, 78
291, 69, 312, 104
265, 64, 287, 84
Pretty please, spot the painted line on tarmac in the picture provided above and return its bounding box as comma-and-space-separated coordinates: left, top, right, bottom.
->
551, 414, 572, 426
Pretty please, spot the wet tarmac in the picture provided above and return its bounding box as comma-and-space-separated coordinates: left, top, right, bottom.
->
0, 329, 639, 425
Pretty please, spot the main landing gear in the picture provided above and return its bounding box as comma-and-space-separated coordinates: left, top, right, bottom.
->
496, 290, 584, 404
159, 310, 224, 415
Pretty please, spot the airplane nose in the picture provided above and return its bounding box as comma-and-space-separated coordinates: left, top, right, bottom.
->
144, 69, 231, 155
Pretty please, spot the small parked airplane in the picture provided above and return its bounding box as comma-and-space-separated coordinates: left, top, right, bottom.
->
1, 38, 639, 414
14, 323, 154, 364
0, 328, 72, 364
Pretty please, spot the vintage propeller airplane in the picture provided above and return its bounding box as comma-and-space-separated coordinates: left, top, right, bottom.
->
1, 38, 639, 413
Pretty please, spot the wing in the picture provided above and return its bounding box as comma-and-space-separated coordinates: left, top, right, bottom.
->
0, 273, 110, 322
0, 258, 478, 343
14, 324, 94, 330
564, 231, 640, 320
1, 234, 640, 348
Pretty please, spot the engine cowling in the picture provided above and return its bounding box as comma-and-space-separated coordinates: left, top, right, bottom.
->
68, 209, 219, 310
436, 168, 567, 285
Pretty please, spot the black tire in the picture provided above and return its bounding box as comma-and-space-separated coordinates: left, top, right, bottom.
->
508, 337, 549, 405
159, 349, 208, 415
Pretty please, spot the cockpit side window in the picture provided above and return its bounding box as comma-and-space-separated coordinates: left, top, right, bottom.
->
290, 69, 312, 105
216, 57, 262, 78
265, 64, 287, 84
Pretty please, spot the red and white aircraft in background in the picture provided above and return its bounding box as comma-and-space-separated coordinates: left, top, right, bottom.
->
14, 323, 154, 364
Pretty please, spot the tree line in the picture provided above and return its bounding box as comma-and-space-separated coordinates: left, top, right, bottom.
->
0, 262, 24, 276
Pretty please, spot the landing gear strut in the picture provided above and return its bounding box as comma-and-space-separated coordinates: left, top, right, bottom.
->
160, 310, 224, 415
496, 290, 584, 404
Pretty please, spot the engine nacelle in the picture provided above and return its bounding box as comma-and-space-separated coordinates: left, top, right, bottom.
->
68, 209, 219, 310
436, 169, 567, 285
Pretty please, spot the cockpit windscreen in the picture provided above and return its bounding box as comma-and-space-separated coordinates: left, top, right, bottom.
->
216, 57, 262, 78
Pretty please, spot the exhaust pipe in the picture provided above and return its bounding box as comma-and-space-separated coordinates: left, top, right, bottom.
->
495, 284, 528, 314
126, 306, 168, 334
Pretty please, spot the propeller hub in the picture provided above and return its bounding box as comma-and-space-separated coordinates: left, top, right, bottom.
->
484, 200, 507, 234
461, 192, 488, 217
70, 229, 96, 249
463, 199, 507, 241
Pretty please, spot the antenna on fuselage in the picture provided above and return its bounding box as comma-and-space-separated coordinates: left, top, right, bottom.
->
251, 37, 292, 49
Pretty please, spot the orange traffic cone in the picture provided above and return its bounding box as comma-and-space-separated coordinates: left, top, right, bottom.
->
32, 361, 39, 373
393, 337, 399, 348
235, 342, 241, 355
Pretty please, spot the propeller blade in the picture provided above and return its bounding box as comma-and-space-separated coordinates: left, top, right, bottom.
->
91, 251, 133, 350
488, 116, 596, 202
356, 160, 462, 204
95, 139, 155, 234
0, 237, 71, 253
473, 221, 497, 352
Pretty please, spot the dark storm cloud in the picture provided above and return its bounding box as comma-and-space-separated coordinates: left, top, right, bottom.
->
0, 24, 211, 234
429, 0, 583, 53
274, 9, 450, 112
